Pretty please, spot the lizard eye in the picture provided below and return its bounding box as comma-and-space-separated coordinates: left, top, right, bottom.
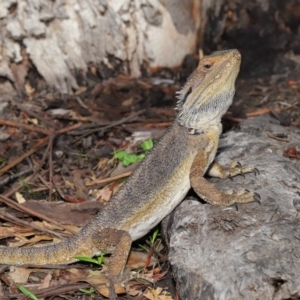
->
203, 63, 212, 71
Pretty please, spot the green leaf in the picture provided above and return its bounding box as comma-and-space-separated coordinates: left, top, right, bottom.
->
122, 153, 142, 166
97, 252, 105, 265
137, 153, 145, 160
114, 150, 127, 160
19, 178, 30, 189
18, 286, 39, 300
141, 139, 153, 151
72, 152, 87, 158
150, 228, 159, 246
80, 287, 95, 295
138, 244, 149, 252
114, 139, 153, 167
75, 256, 100, 265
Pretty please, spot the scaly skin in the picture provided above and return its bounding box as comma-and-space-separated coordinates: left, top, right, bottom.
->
0, 49, 259, 279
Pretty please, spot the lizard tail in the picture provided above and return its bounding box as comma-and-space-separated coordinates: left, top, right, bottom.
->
0, 236, 93, 266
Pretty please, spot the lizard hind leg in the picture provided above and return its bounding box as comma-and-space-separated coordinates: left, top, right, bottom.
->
207, 161, 259, 179
92, 228, 155, 285
91, 228, 132, 278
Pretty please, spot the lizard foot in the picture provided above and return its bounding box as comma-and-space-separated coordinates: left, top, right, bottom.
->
208, 161, 259, 179
110, 271, 154, 287
190, 173, 261, 207
226, 161, 259, 179
101, 272, 154, 298
223, 189, 261, 206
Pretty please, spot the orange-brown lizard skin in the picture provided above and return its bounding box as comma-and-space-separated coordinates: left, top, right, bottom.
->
0, 49, 259, 281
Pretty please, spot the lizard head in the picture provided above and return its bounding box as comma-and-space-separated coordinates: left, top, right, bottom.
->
176, 49, 241, 132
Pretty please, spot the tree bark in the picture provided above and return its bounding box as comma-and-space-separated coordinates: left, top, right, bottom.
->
0, 0, 203, 93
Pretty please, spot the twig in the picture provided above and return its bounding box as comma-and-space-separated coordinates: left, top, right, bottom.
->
56, 122, 83, 134
86, 171, 132, 187
3, 169, 48, 198
47, 135, 54, 202
0, 137, 49, 176
70, 110, 145, 142
0, 119, 51, 135
246, 107, 270, 117
0, 195, 76, 235
7, 283, 92, 299
9, 97, 55, 127
0, 166, 34, 187
0, 208, 65, 239
3, 123, 83, 197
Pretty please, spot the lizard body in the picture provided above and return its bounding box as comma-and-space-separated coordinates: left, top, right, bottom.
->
0, 49, 259, 279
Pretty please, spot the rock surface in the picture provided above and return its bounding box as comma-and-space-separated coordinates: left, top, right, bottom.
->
165, 116, 300, 300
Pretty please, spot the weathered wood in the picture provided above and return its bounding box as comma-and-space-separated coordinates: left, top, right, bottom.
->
165, 115, 300, 300
0, 0, 203, 93
1, 0, 297, 94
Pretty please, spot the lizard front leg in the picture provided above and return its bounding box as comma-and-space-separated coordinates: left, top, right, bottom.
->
190, 152, 260, 206
207, 161, 259, 179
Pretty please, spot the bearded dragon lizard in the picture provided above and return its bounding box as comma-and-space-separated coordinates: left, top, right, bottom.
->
0, 49, 259, 281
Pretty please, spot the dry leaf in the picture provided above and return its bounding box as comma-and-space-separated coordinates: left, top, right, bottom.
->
127, 288, 141, 297
98, 186, 113, 203
112, 181, 124, 195
38, 273, 52, 289
96, 157, 111, 171
127, 251, 157, 269
65, 268, 89, 283
75, 86, 87, 95
85, 271, 126, 298
0, 226, 35, 238
15, 191, 26, 203
24, 82, 35, 96
8, 267, 32, 283
122, 97, 134, 106
144, 287, 173, 300
28, 118, 38, 125
22, 200, 103, 226
10, 233, 53, 247
63, 178, 75, 189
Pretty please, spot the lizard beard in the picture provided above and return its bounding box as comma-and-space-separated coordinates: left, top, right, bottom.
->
176, 90, 235, 132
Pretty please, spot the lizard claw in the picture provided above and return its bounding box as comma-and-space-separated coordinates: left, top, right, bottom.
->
253, 193, 261, 205
230, 202, 239, 211
234, 203, 239, 211
235, 161, 242, 168
252, 168, 260, 176
223, 189, 261, 206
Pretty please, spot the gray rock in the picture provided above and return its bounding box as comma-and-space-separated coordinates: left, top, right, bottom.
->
165, 116, 300, 300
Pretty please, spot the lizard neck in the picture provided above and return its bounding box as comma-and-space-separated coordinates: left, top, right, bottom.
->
177, 89, 234, 132
173, 119, 223, 144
